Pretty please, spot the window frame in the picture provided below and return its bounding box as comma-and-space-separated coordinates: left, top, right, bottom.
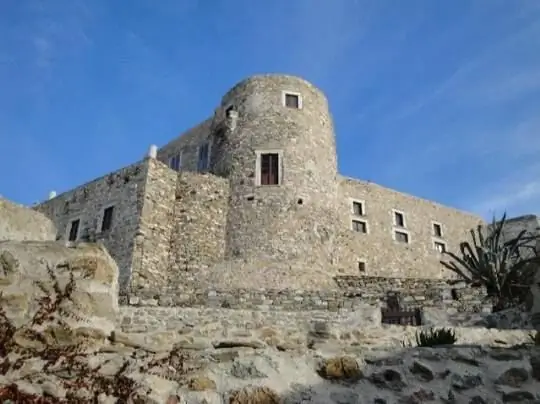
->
255, 150, 283, 186
66, 217, 81, 242
352, 219, 369, 234
100, 205, 115, 232
351, 199, 365, 216
433, 240, 447, 253
432, 221, 443, 238
169, 151, 182, 171
197, 142, 211, 172
392, 209, 406, 228
281, 91, 303, 109
393, 229, 410, 244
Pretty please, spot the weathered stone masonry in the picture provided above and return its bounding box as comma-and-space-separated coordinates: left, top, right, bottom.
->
35, 74, 485, 298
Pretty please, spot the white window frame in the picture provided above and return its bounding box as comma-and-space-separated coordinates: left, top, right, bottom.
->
351, 219, 369, 234
65, 216, 82, 242
98, 203, 116, 233
282, 90, 303, 109
392, 209, 407, 228
350, 199, 366, 216
433, 240, 447, 253
432, 221, 444, 238
393, 228, 410, 244
197, 142, 211, 172
255, 149, 283, 186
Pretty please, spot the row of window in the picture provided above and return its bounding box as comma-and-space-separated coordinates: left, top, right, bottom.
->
165, 90, 303, 175
168, 148, 281, 187
350, 200, 447, 253
67, 205, 115, 242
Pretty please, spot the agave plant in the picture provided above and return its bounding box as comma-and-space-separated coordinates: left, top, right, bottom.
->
441, 213, 540, 312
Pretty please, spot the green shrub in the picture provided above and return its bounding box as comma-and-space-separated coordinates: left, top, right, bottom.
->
415, 327, 457, 347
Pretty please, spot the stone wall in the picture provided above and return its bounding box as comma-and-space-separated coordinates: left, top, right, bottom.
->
169, 171, 229, 277
130, 158, 177, 292
336, 177, 484, 279
0, 197, 56, 241
120, 275, 489, 314
34, 161, 148, 288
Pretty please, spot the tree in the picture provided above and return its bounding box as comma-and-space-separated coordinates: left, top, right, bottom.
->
441, 213, 540, 312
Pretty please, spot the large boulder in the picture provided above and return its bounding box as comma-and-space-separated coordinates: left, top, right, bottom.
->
0, 241, 119, 337
0, 198, 57, 242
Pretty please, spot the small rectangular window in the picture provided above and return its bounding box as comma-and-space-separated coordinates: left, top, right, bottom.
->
352, 201, 364, 216
395, 230, 409, 243
394, 211, 405, 227
260, 153, 279, 185
197, 143, 209, 171
101, 206, 114, 232
358, 261, 366, 272
433, 223, 442, 237
169, 153, 181, 171
434, 241, 446, 253
284, 93, 300, 109
68, 219, 80, 241
352, 220, 367, 233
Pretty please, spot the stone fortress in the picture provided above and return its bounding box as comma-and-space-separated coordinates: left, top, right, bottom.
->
30, 74, 529, 313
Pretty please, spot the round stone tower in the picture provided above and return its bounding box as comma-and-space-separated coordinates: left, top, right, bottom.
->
210, 74, 340, 264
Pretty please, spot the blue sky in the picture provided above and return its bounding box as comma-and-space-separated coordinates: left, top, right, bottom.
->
1, 0, 539, 219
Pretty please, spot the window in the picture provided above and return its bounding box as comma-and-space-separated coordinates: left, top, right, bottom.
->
434, 241, 446, 253
283, 91, 302, 109
352, 201, 364, 216
352, 220, 367, 233
433, 223, 443, 238
358, 261, 366, 272
169, 153, 181, 171
394, 211, 405, 227
197, 143, 209, 171
68, 219, 80, 241
260, 153, 280, 185
101, 206, 114, 232
395, 230, 409, 243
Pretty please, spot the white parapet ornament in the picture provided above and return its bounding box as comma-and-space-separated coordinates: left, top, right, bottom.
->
147, 144, 158, 159
48, 191, 57, 200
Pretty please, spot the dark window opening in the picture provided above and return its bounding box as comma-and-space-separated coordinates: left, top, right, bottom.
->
297, 198, 303, 205
433, 223, 442, 237
260, 153, 279, 185
169, 154, 181, 171
68, 219, 80, 241
101, 206, 114, 232
197, 143, 209, 171
352, 220, 367, 233
395, 231, 409, 243
352, 201, 364, 216
394, 212, 405, 227
451, 288, 459, 300
284, 93, 300, 109
358, 261, 366, 272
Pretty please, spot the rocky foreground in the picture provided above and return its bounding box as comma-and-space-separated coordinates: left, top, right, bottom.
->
1, 241, 540, 403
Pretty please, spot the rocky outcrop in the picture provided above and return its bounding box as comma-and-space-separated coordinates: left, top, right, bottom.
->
0, 198, 57, 241
0, 240, 537, 403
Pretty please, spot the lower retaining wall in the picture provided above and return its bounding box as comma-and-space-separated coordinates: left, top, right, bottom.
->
120, 276, 489, 313
117, 305, 381, 333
